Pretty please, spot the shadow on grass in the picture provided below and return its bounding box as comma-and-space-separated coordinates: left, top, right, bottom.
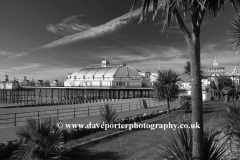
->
178, 110, 216, 114
62, 147, 123, 160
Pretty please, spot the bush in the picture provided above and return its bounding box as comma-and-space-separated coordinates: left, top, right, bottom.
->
179, 95, 191, 101
158, 116, 226, 160
181, 101, 191, 111
11, 118, 63, 159
211, 102, 240, 159
100, 104, 118, 124
0, 140, 21, 160
179, 95, 191, 111
222, 87, 234, 96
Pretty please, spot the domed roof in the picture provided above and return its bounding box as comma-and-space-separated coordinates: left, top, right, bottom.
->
71, 65, 141, 79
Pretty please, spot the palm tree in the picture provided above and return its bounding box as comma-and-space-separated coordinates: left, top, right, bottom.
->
213, 76, 234, 101
183, 61, 204, 77
183, 61, 191, 76
154, 69, 181, 114
100, 104, 118, 124
12, 118, 63, 159
131, 1, 240, 159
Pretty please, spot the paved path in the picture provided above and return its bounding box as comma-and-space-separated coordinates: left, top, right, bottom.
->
0, 102, 180, 143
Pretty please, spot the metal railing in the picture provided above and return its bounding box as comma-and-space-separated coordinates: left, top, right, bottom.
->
0, 99, 163, 128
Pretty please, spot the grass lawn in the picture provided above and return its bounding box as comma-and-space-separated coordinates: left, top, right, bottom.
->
63, 101, 224, 160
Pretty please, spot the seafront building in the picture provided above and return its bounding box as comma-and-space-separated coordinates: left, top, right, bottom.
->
178, 56, 240, 101
179, 56, 240, 90
64, 59, 151, 87
0, 75, 19, 89
202, 56, 240, 87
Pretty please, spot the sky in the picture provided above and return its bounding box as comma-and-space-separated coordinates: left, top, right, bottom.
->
0, 0, 240, 81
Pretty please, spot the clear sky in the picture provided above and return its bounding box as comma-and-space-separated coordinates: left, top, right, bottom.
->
0, 0, 239, 81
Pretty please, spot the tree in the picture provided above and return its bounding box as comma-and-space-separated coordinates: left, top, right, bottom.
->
184, 61, 191, 76
183, 61, 204, 77
131, 0, 240, 159
213, 76, 234, 101
154, 69, 181, 113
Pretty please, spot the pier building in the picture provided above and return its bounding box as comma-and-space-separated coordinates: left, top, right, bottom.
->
64, 59, 150, 87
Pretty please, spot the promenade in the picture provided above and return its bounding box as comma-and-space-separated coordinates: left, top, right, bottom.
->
0, 101, 180, 143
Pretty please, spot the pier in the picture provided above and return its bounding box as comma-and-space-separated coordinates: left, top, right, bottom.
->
0, 86, 154, 107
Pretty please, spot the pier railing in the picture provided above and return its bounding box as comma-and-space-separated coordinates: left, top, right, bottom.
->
0, 99, 165, 128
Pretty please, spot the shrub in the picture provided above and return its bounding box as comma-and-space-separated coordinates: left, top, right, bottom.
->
213, 102, 240, 159
181, 101, 191, 111
11, 117, 63, 159
179, 95, 191, 111
0, 140, 21, 160
179, 95, 191, 101
158, 116, 226, 160
100, 104, 117, 124
222, 87, 234, 96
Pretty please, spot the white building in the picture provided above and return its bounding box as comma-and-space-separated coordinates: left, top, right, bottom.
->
51, 80, 59, 87
0, 81, 5, 89
149, 73, 158, 85
64, 60, 147, 87
138, 71, 152, 87
5, 81, 19, 89
0, 75, 19, 89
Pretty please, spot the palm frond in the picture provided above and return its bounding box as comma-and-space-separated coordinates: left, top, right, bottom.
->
230, 14, 240, 48
131, 0, 240, 33
219, 103, 240, 141
157, 116, 226, 160
203, 131, 227, 160
157, 116, 192, 160
12, 117, 63, 159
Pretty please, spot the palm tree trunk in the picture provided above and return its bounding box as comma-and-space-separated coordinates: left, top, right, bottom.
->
189, 28, 203, 160
173, 8, 204, 160
167, 99, 170, 114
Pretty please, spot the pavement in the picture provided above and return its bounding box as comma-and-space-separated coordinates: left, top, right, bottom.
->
0, 101, 180, 143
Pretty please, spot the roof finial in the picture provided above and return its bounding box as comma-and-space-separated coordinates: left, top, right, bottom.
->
213, 55, 218, 66
214, 55, 216, 62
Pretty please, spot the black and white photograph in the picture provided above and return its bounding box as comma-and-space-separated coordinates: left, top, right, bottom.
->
1, 0, 240, 159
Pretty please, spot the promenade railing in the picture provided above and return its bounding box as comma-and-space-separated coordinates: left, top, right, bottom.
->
0, 99, 166, 128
